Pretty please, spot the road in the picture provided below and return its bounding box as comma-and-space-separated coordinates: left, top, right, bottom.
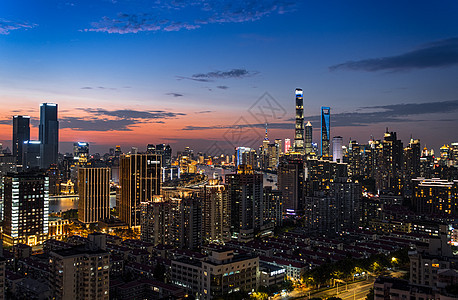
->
292, 279, 374, 300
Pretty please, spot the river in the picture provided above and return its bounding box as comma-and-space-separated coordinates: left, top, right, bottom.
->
48, 194, 117, 213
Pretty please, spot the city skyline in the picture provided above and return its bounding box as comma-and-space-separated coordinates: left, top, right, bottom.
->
1, 1, 458, 153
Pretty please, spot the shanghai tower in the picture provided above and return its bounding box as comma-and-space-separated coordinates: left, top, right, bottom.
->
294, 88, 304, 154
39, 103, 59, 169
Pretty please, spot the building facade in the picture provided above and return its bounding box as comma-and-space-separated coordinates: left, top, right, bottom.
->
78, 167, 111, 224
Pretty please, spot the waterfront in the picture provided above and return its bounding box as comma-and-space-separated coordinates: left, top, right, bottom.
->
49, 194, 117, 213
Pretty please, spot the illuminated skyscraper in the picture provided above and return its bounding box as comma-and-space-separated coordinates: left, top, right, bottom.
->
12, 116, 30, 166
225, 165, 263, 242
294, 88, 304, 154
39, 103, 59, 169
73, 142, 89, 159
78, 167, 110, 224
332, 136, 343, 162
202, 180, 230, 243
284, 138, 291, 153
305, 121, 313, 155
321, 107, 330, 157
22, 141, 41, 170
119, 154, 161, 228
2, 172, 49, 246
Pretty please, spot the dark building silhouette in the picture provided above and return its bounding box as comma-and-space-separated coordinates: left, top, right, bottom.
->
39, 103, 59, 169
12, 115, 30, 167
225, 165, 263, 242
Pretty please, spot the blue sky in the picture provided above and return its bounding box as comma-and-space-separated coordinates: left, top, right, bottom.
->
1, 0, 458, 154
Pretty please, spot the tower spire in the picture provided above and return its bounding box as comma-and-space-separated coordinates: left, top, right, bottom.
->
264, 123, 268, 141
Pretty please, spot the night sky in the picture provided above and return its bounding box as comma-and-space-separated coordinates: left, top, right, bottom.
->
1, 0, 458, 154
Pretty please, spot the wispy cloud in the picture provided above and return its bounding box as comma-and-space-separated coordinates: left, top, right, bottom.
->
183, 100, 458, 130
177, 68, 257, 82
195, 110, 213, 114
166, 92, 184, 97
193, 69, 257, 79
0, 18, 37, 35
81, 86, 116, 90
85, 0, 298, 34
330, 37, 458, 72
57, 108, 186, 131
81, 108, 185, 119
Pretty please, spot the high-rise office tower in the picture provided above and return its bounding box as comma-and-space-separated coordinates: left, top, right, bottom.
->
39, 103, 59, 169
78, 167, 110, 224
22, 140, 41, 170
140, 196, 169, 246
202, 179, 229, 243
305, 121, 313, 155
348, 139, 361, 177
284, 138, 291, 153
321, 107, 330, 157
12, 115, 30, 166
263, 186, 283, 227
294, 88, 305, 154
404, 138, 421, 191
2, 172, 49, 246
377, 130, 403, 195
332, 136, 343, 162
147, 144, 172, 168
277, 154, 305, 215
164, 188, 202, 249
119, 154, 161, 228
73, 142, 89, 159
225, 165, 263, 242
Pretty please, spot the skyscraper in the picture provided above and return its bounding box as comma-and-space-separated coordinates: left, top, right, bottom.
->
202, 179, 229, 243
294, 88, 304, 154
278, 154, 305, 215
332, 136, 343, 162
12, 116, 30, 166
2, 172, 49, 246
225, 165, 263, 242
73, 142, 89, 159
39, 103, 59, 169
119, 154, 161, 228
305, 121, 313, 155
284, 138, 291, 153
22, 140, 41, 170
78, 167, 110, 224
321, 107, 330, 157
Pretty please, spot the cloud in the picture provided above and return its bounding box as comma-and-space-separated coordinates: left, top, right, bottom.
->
81, 86, 116, 90
60, 117, 136, 131
217, 85, 229, 90
81, 108, 185, 119
183, 99, 458, 130
177, 68, 257, 83
176, 76, 212, 83
85, 1, 298, 34
166, 92, 184, 97
57, 108, 186, 131
195, 110, 213, 114
0, 18, 37, 35
192, 68, 257, 79
330, 37, 458, 72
